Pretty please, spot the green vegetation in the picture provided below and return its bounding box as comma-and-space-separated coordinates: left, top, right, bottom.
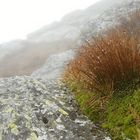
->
70, 86, 140, 139
63, 10, 140, 139
102, 89, 140, 140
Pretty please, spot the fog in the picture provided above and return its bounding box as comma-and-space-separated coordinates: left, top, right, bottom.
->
0, 39, 76, 77
0, 0, 132, 78
0, 0, 100, 43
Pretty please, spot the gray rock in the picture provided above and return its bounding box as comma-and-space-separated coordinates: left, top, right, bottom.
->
0, 76, 110, 140
32, 50, 75, 80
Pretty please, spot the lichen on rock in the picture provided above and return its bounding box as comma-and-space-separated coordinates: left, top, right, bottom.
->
0, 76, 110, 139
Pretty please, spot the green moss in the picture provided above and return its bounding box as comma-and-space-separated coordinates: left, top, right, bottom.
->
74, 90, 94, 118
103, 89, 140, 139
67, 82, 105, 121
67, 81, 140, 139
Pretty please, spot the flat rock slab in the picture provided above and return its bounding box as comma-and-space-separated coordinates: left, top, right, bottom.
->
0, 76, 110, 140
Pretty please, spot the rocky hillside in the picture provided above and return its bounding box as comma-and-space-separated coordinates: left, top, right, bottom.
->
32, 50, 75, 81
0, 0, 139, 78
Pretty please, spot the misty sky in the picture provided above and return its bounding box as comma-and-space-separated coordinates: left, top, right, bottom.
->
0, 0, 100, 43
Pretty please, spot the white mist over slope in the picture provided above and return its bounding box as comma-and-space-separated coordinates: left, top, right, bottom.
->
32, 50, 75, 80
0, 0, 139, 78
0, 0, 100, 43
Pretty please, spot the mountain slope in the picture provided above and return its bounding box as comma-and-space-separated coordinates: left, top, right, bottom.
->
0, 0, 139, 78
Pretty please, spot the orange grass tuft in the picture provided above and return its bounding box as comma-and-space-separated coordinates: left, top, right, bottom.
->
64, 10, 140, 96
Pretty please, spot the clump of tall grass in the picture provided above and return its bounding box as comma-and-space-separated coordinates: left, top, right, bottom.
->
64, 10, 140, 97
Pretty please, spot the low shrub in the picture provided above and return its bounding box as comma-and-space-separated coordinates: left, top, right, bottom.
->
63, 10, 140, 139
64, 10, 140, 97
